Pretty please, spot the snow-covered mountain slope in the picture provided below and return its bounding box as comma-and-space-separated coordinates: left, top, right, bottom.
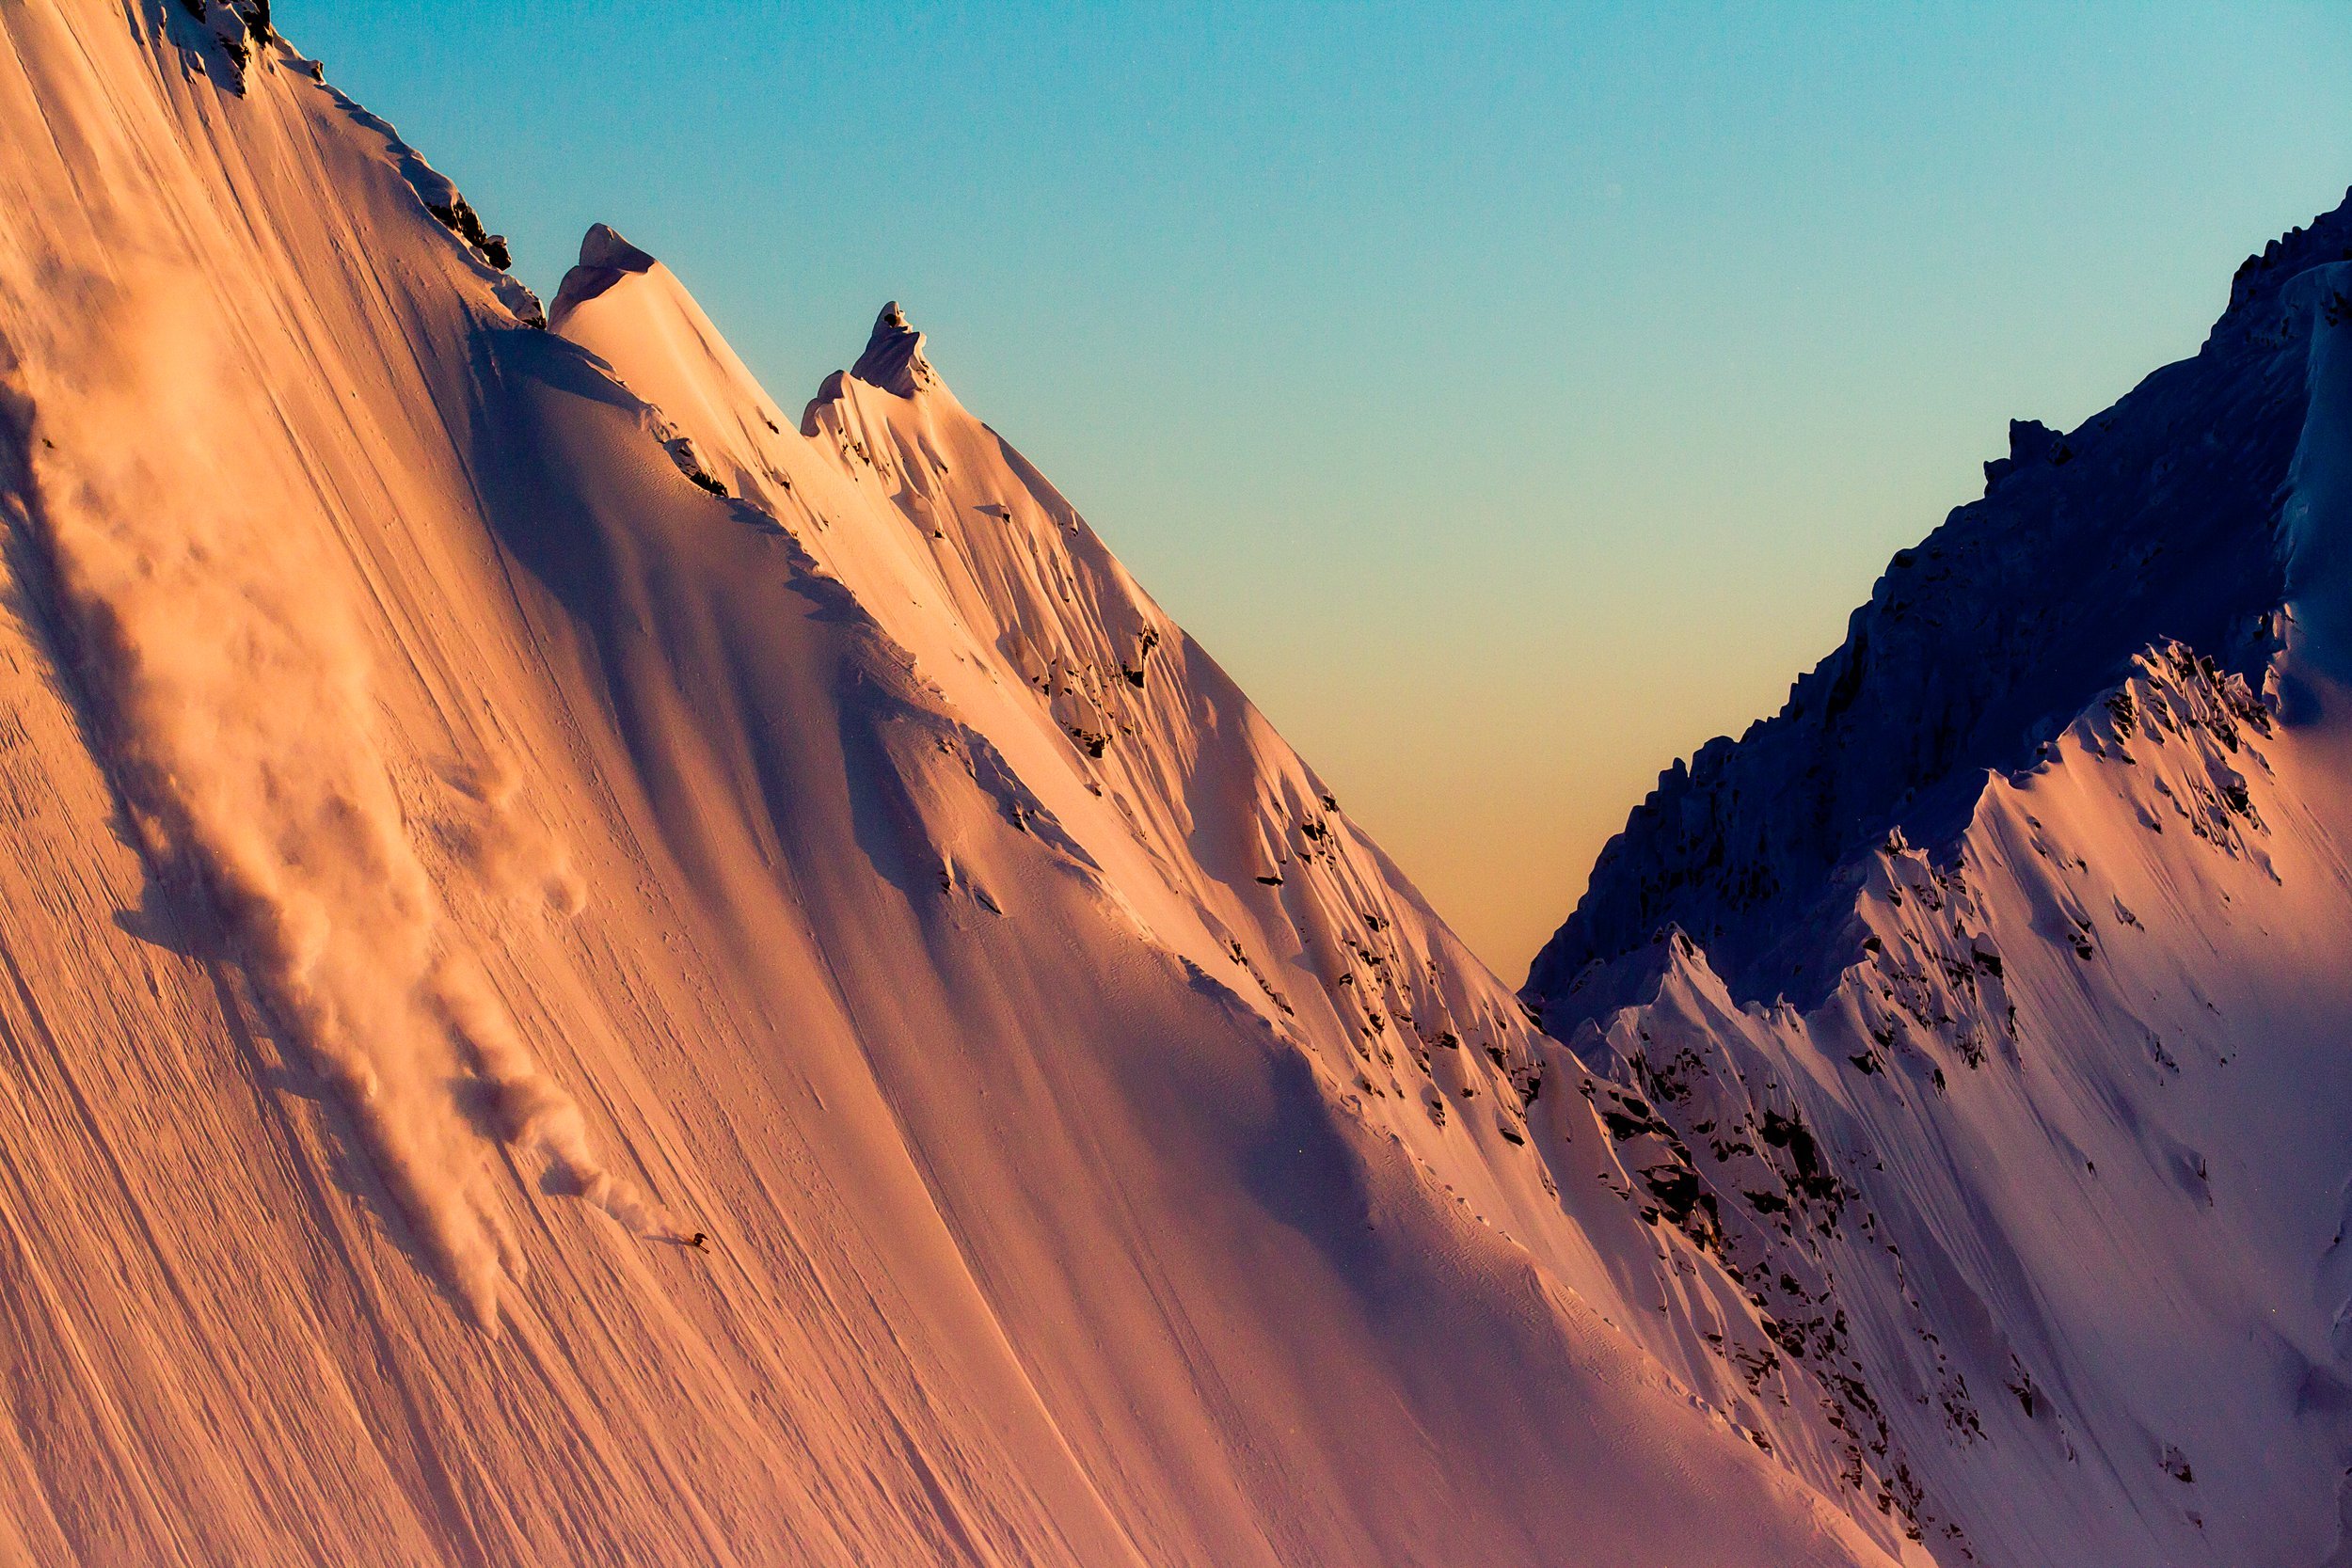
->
1528, 194, 2352, 1565
0, 4, 1917, 1563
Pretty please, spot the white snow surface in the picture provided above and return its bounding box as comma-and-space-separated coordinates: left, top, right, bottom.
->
0, 6, 1915, 1565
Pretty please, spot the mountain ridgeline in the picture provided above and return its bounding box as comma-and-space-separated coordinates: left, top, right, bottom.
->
1533, 196, 2352, 1010
0, 5, 1910, 1564
1524, 192, 2352, 1566
1, 2, 2349, 1564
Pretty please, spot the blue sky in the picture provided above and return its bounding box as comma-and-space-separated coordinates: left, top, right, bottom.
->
293, 1, 2352, 971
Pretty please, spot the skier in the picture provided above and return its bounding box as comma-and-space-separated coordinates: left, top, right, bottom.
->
685, 1231, 710, 1253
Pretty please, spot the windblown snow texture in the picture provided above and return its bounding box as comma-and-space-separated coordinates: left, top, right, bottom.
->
1529, 192, 2352, 1565
0, 5, 1903, 1565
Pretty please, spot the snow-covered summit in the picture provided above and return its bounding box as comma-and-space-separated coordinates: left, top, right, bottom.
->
850, 298, 936, 395
546, 220, 658, 322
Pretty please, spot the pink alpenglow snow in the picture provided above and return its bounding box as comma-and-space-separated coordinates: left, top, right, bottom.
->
0, 4, 1897, 1565
0, 2, 2339, 1565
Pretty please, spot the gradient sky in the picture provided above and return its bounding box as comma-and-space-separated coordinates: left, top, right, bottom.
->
291, 2, 2352, 975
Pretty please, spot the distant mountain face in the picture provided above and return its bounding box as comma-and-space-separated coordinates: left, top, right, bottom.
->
1534, 199, 2352, 1006
0, 5, 1924, 1565
1527, 195, 2352, 1564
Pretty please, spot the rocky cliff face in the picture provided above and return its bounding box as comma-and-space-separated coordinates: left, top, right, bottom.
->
1527, 195, 2352, 1566
1532, 198, 2352, 1008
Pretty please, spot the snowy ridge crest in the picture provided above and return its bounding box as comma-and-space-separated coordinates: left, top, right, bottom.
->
2219, 185, 2352, 332
548, 222, 659, 325
542, 224, 1944, 1558
850, 300, 937, 397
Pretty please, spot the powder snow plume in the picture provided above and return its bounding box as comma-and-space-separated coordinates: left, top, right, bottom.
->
0, 260, 659, 1325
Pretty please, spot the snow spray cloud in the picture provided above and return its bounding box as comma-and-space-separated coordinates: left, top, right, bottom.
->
3, 261, 661, 1325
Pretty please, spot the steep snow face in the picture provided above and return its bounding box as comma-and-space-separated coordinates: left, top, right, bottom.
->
0, 5, 1913, 1565
1528, 201, 2352, 1565
545, 230, 1569, 1148
548, 224, 1955, 1559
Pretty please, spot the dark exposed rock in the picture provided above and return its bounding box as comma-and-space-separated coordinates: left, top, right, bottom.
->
1529, 195, 2331, 1024
426, 196, 512, 272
